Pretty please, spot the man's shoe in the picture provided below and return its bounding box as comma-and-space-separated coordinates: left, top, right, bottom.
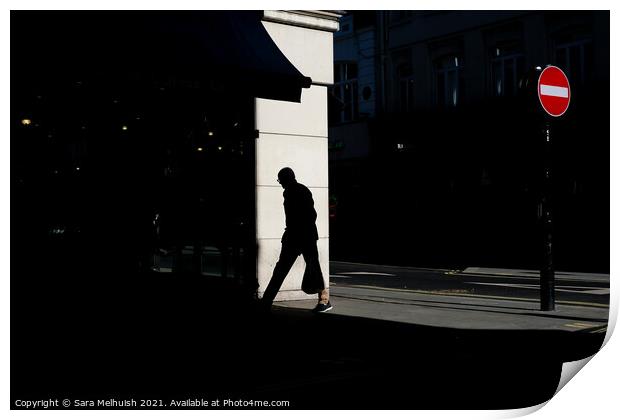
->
312, 302, 333, 313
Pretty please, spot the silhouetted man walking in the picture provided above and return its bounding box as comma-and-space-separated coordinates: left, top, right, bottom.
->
262, 167, 332, 313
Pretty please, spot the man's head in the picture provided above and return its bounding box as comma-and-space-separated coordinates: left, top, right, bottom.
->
277, 167, 296, 189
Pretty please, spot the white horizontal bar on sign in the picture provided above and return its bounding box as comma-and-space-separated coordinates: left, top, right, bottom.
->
540, 84, 569, 98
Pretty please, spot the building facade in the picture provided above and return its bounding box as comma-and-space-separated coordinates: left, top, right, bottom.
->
12, 11, 340, 301
329, 11, 609, 272
256, 11, 339, 300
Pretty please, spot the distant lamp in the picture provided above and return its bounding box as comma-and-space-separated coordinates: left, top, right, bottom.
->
21, 118, 32, 126
217, 146, 223, 151
197, 147, 203, 152
208, 131, 214, 137
121, 125, 128, 131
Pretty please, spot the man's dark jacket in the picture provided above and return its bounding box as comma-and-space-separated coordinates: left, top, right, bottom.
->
282, 181, 319, 244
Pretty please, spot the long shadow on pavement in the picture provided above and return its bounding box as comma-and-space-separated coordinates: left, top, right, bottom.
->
11, 273, 605, 410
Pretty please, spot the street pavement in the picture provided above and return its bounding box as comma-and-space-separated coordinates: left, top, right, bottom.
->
276, 261, 609, 333
11, 262, 610, 410
262, 260, 609, 408
329, 260, 609, 305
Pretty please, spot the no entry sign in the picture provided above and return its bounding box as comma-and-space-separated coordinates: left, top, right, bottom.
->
537, 65, 571, 117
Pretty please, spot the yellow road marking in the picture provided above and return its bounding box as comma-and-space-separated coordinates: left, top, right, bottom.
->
590, 327, 608, 334
564, 323, 595, 329
562, 323, 607, 332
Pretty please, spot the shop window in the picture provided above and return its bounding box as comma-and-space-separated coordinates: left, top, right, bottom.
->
13, 81, 256, 281
434, 55, 463, 107
491, 44, 525, 97
331, 62, 359, 123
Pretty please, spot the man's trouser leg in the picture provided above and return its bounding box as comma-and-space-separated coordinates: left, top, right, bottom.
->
262, 242, 299, 306
301, 242, 329, 304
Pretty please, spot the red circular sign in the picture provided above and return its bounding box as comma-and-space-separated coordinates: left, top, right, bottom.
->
538, 65, 571, 117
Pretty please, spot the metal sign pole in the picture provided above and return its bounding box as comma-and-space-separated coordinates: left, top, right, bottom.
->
532, 64, 569, 311
540, 121, 555, 311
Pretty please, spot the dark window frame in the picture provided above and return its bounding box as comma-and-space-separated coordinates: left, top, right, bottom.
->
433, 55, 463, 108
331, 62, 359, 123
490, 44, 525, 97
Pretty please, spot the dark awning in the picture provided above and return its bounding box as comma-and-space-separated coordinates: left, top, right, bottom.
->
12, 11, 312, 102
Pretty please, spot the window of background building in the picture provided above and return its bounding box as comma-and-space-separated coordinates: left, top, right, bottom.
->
397, 62, 415, 112
555, 38, 593, 85
434, 55, 463, 107
331, 62, 359, 123
490, 43, 525, 97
